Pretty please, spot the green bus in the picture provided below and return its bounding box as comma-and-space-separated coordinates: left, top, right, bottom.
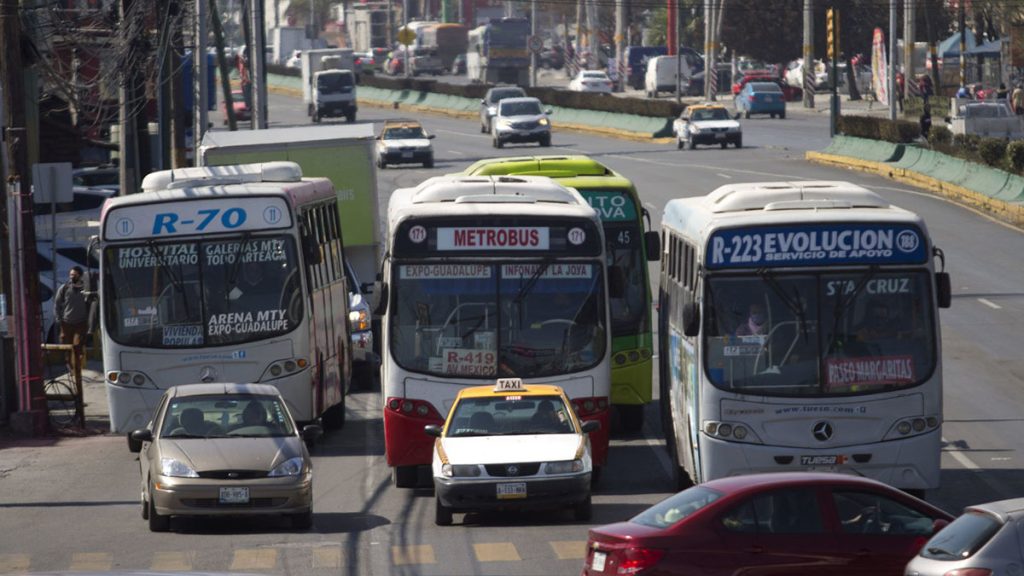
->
461, 156, 660, 431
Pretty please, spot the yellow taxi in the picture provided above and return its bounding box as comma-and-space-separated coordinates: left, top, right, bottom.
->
425, 378, 598, 525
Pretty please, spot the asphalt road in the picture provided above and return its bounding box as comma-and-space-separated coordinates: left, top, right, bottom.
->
1, 91, 1022, 576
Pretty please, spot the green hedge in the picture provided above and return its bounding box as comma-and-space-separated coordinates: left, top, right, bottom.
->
837, 115, 921, 143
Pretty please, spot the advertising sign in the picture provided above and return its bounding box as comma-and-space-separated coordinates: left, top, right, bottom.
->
872, 28, 889, 105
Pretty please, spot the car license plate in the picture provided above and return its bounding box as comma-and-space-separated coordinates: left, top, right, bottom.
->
715, 133, 726, 139
766, 96, 775, 102
496, 482, 527, 500
401, 151, 414, 159
591, 551, 607, 571
219, 487, 249, 504
801, 455, 840, 466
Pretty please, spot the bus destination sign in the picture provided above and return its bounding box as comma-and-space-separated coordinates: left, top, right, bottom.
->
706, 224, 928, 269
437, 226, 552, 250
104, 197, 292, 241
394, 217, 603, 257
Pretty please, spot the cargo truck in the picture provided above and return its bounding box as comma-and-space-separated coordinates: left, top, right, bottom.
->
301, 48, 358, 122
199, 125, 383, 385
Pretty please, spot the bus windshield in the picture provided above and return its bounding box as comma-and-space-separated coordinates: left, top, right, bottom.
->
103, 235, 303, 348
390, 262, 606, 378
489, 22, 528, 46
703, 270, 936, 396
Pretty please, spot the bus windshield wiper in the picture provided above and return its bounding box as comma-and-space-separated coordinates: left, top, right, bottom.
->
758, 269, 809, 341
225, 232, 254, 298
512, 258, 553, 304
826, 266, 878, 354
146, 239, 190, 316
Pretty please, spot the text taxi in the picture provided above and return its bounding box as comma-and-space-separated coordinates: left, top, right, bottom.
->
425, 378, 599, 525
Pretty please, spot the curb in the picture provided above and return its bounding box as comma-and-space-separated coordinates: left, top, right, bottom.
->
806, 150, 1024, 227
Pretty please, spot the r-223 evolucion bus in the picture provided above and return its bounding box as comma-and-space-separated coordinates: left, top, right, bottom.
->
100, 162, 352, 434
378, 174, 617, 488
658, 181, 951, 494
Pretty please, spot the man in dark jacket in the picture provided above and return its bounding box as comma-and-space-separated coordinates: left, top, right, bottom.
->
54, 266, 91, 376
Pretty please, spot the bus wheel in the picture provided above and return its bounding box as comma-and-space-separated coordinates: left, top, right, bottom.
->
322, 394, 346, 431
393, 465, 418, 488
618, 405, 644, 434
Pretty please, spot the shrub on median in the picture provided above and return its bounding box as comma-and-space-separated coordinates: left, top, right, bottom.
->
837, 115, 920, 143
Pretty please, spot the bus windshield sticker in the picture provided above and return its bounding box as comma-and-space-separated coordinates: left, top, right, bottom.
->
723, 344, 761, 357
436, 227, 550, 250
825, 355, 916, 389
118, 244, 198, 269
706, 225, 927, 268
204, 239, 286, 265
579, 190, 637, 222
207, 310, 289, 337
441, 348, 497, 376
502, 263, 592, 279
400, 264, 492, 279
162, 325, 203, 346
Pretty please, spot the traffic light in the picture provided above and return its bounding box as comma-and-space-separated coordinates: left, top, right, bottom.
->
826, 8, 836, 60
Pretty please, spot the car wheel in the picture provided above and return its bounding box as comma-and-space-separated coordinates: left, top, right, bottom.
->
435, 496, 453, 526
493, 137, 503, 149
392, 465, 418, 488
688, 139, 696, 150
677, 138, 683, 150
617, 405, 644, 433
573, 495, 592, 522
779, 110, 786, 119
347, 112, 356, 123
148, 488, 170, 532
423, 156, 434, 168
140, 488, 149, 520
321, 393, 346, 431
539, 135, 551, 147
312, 112, 321, 124
744, 110, 750, 119
290, 508, 314, 530
735, 136, 743, 148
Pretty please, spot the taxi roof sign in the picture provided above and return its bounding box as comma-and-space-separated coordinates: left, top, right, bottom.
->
494, 378, 526, 392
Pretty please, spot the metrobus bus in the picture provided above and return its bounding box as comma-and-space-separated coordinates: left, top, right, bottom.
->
658, 181, 951, 495
461, 155, 660, 432
466, 17, 529, 85
378, 174, 617, 487
99, 162, 352, 434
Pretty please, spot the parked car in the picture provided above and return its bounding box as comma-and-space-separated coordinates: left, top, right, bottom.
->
449, 53, 467, 75
425, 378, 598, 525
354, 52, 377, 78
129, 383, 323, 532
732, 73, 802, 101
491, 96, 552, 148
409, 48, 444, 76
582, 472, 953, 576
221, 89, 250, 125
569, 70, 614, 94
735, 81, 787, 119
645, 55, 692, 98
905, 497, 1024, 576
673, 103, 741, 150
785, 57, 828, 90
623, 45, 667, 90
375, 119, 435, 168
72, 165, 119, 193
479, 85, 527, 133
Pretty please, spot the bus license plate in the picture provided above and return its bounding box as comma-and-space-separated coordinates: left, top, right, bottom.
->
496, 482, 527, 500
591, 551, 607, 571
801, 455, 839, 466
219, 487, 250, 504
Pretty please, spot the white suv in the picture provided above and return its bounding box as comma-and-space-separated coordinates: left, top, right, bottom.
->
491, 97, 552, 149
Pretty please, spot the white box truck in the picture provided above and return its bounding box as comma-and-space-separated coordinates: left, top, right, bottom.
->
645, 55, 692, 98
301, 48, 358, 122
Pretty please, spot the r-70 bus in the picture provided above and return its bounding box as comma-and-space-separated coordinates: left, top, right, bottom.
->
461, 155, 660, 432
659, 181, 951, 495
378, 174, 618, 487
100, 162, 352, 434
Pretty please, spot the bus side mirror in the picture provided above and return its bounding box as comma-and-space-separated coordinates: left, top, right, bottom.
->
645, 231, 661, 262
372, 280, 389, 316
682, 302, 700, 337
607, 265, 625, 298
424, 424, 442, 437
936, 272, 951, 309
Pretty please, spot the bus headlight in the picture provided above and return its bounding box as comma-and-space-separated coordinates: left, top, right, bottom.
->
262, 358, 308, 381
886, 415, 940, 440
703, 420, 760, 444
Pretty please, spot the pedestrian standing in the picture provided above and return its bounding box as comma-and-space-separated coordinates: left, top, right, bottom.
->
896, 71, 906, 112
919, 75, 934, 105
997, 83, 1010, 101
54, 266, 92, 378
1012, 85, 1024, 115
920, 104, 932, 140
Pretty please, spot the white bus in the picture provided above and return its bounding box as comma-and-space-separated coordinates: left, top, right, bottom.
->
100, 162, 352, 434
378, 174, 617, 487
658, 181, 951, 495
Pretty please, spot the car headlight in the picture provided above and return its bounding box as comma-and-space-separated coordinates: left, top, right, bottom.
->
497, 119, 512, 128
441, 464, 481, 477
690, 125, 702, 134
538, 118, 549, 126
160, 457, 199, 478
544, 459, 584, 474
269, 456, 305, 477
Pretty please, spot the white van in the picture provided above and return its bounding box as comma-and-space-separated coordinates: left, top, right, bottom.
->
645, 55, 691, 98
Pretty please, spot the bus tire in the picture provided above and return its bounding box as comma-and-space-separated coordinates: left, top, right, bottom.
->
322, 394, 346, 431
393, 465, 418, 488
618, 405, 644, 434
435, 496, 453, 525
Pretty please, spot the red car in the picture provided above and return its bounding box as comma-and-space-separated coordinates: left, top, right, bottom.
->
581, 472, 953, 576
221, 89, 250, 124
733, 73, 802, 101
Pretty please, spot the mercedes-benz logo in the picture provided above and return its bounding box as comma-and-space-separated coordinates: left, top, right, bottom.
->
813, 421, 834, 442
199, 365, 217, 383
506, 464, 519, 476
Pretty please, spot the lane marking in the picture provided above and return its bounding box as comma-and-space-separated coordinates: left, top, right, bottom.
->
550, 540, 587, 560
448, 149, 465, 156
69, 553, 111, 572
0, 554, 30, 573
473, 542, 521, 562
717, 173, 733, 179
392, 544, 436, 565
433, 127, 488, 140
230, 548, 278, 571
978, 298, 1001, 309
312, 546, 343, 569
151, 551, 193, 571
870, 184, 1024, 235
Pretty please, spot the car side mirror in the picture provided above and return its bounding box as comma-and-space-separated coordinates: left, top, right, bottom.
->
424, 424, 442, 437
129, 429, 152, 452
936, 271, 951, 309
480, 99, 487, 105
683, 302, 701, 337
302, 424, 324, 442
931, 518, 950, 534
428, 134, 436, 139
545, 108, 553, 115
580, 420, 600, 433
372, 280, 389, 316
734, 112, 742, 120
645, 231, 661, 262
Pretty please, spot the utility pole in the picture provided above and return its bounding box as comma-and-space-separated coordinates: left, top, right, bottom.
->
0, 0, 46, 435
530, 0, 537, 87
703, 0, 709, 99
712, 0, 727, 101
172, 6, 187, 167
614, 0, 624, 91
958, 0, 966, 92
667, 0, 676, 57
888, 0, 896, 120
210, 0, 238, 131
194, 0, 210, 153
904, 0, 915, 96
675, 0, 681, 103
586, 0, 598, 70
252, 0, 267, 128
802, 0, 814, 108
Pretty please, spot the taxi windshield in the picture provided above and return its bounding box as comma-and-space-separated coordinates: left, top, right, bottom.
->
446, 394, 575, 436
